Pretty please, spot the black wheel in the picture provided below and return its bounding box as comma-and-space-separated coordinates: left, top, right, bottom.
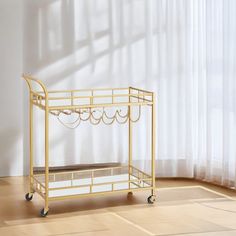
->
147, 195, 156, 204
127, 191, 133, 198
40, 208, 48, 217
127, 192, 133, 197
25, 193, 33, 201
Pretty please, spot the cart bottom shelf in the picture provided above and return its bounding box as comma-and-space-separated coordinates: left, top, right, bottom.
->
32, 165, 153, 200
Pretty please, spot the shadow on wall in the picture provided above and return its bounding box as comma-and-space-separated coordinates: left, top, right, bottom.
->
24, 0, 149, 86
23, 0, 152, 171
0, 0, 24, 177
0, 128, 23, 176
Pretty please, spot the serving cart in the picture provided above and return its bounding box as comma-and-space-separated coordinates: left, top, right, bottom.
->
22, 74, 156, 217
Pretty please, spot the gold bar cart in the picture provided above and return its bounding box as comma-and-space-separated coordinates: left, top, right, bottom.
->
22, 74, 156, 217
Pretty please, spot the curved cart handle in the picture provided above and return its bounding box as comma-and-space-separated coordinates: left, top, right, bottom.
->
22, 73, 48, 98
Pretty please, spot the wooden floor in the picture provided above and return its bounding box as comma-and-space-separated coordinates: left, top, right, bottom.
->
1, 177, 236, 236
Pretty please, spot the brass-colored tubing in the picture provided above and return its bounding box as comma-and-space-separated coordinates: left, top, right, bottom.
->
29, 92, 34, 194
32, 102, 45, 109
32, 92, 45, 99
130, 165, 152, 178
49, 102, 152, 111
48, 178, 151, 191
34, 165, 125, 177
130, 95, 152, 102
22, 75, 156, 214
32, 176, 45, 190
38, 87, 129, 94
151, 93, 156, 196
46, 93, 151, 101
48, 187, 153, 202
129, 87, 153, 94
44, 101, 49, 212
128, 87, 132, 190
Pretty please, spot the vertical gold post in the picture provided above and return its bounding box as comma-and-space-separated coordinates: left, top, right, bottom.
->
71, 91, 74, 106
128, 87, 132, 190
112, 89, 114, 104
44, 99, 49, 212
151, 93, 156, 196
29, 92, 34, 194
90, 90, 94, 105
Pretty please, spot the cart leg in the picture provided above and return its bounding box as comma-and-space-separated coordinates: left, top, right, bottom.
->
41, 104, 49, 217
25, 92, 34, 201
128, 88, 133, 194
148, 93, 156, 204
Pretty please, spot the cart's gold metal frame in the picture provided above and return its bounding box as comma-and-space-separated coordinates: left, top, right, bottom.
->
22, 74, 156, 216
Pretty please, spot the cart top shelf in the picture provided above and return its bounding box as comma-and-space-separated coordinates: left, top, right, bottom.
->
22, 74, 154, 112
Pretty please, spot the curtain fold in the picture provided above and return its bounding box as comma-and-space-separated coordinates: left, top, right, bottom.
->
195, 0, 236, 187
155, 0, 236, 187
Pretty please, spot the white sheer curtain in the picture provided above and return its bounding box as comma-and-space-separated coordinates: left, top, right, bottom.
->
192, 0, 236, 188
154, 0, 195, 178
23, 0, 236, 187
155, 0, 236, 187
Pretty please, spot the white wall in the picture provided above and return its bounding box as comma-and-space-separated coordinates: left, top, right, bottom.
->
0, 1, 24, 176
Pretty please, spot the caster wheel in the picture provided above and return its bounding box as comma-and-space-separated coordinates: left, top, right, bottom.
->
147, 195, 156, 204
127, 191, 133, 198
40, 208, 48, 217
127, 191, 133, 196
25, 193, 33, 201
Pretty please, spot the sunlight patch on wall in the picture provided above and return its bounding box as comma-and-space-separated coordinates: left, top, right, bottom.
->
48, 0, 62, 52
